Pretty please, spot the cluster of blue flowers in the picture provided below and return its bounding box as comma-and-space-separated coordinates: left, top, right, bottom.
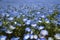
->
0, 5, 60, 40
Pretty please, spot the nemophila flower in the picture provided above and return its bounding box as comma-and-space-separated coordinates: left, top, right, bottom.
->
1, 13, 6, 17
23, 34, 30, 40
25, 27, 31, 32
38, 26, 44, 30
16, 15, 21, 18
48, 9, 53, 13
5, 13, 10, 17
48, 37, 53, 40
40, 36, 46, 40
0, 35, 7, 40
31, 23, 37, 28
31, 20, 37, 24
5, 30, 13, 34
11, 37, 20, 40
25, 20, 31, 25
36, 12, 40, 15
54, 33, 60, 39
9, 25, 16, 30
41, 15, 45, 18
13, 11, 20, 16
33, 35, 38, 39
45, 18, 50, 23
7, 17, 14, 21
40, 30, 48, 36
33, 17, 39, 23
30, 31, 33, 34
45, 20, 50, 23
16, 23, 21, 26
38, 20, 42, 23
0, 21, 3, 26
23, 18, 28, 22
37, 38, 40, 40
30, 34, 34, 39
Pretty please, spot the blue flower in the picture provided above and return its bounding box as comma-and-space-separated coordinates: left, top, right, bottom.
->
36, 12, 40, 15
25, 20, 31, 25
30, 34, 34, 39
23, 34, 30, 40
5, 30, 13, 34
45, 18, 50, 23
38, 20, 42, 23
0, 21, 3, 26
1, 13, 6, 17
16, 23, 21, 26
0, 35, 7, 40
5, 13, 10, 17
48, 9, 54, 14
40, 30, 48, 36
25, 27, 31, 32
11, 37, 20, 40
38, 26, 44, 30
41, 15, 46, 18
40, 37, 46, 40
23, 18, 28, 22
31, 23, 37, 28
30, 31, 33, 34
54, 33, 60, 39
9, 25, 16, 30
33, 35, 38, 39
7, 17, 14, 21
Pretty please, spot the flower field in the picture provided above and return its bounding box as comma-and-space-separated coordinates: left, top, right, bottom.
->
0, 4, 60, 40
